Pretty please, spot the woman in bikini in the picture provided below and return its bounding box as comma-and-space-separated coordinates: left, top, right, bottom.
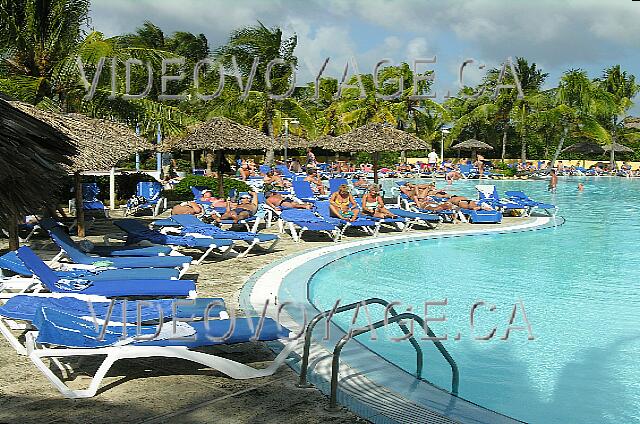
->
329, 184, 360, 222
361, 185, 397, 219
448, 196, 493, 211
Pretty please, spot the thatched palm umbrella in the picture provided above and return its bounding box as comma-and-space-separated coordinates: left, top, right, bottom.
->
10, 102, 150, 236
164, 117, 273, 196
623, 117, 640, 130
451, 139, 494, 161
315, 123, 430, 183
272, 134, 312, 150
561, 141, 605, 155
0, 99, 77, 249
603, 142, 634, 153
560, 142, 605, 168
603, 142, 634, 169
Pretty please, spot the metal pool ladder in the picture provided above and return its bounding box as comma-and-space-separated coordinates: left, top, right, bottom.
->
296, 297, 460, 410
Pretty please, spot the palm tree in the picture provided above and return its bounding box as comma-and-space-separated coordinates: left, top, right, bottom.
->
511, 58, 548, 161
597, 65, 639, 168
215, 22, 297, 164
549, 69, 614, 167
0, 0, 90, 104
1, 9, 198, 139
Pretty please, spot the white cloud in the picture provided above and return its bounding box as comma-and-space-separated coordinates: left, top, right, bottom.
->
86, 0, 640, 102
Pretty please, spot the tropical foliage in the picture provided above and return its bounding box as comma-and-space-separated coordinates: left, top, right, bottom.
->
1, 1, 639, 163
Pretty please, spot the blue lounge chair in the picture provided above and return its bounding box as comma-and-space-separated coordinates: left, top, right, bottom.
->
80, 183, 109, 217
259, 164, 272, 174
504, 191, 557, 216
113, 219, 234, 265
0, 296, 226, 355
292, 180, 327, 203
125, 182, 166, 217
275, 164, 295, 179
23, 305, 295, 398
40, 218, 174, 257
353, 198, 407, 232
329, 178, 349, 194
0, 251, 182, 299
168, 215, 279, 257
40, 220, 192, 272
385, 208, 441, 229
0, 251, 179, 280
15, 247, 196, 298
459, 209, 503, 223
314, 201, 380, 237
278, 209, 340, 242
476, 185, 526, 214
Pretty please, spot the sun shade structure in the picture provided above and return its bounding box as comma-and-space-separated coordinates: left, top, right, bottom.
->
163, 117, 273, 196
561, 142, 605, 155
9, 101, 149, 237
272, 134, 312, 150
603, 142, 634, 153
623, 117, 640, 130
315, 123, 430, 183
316, 123, 429, 153
162, 116, 273, 151
451, 139, 494, 151
9, 102, 151, 172
0, 98, 77, 249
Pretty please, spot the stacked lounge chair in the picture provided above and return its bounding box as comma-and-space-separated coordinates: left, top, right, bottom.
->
112, 219, 234, 265
163, 214, 279, 257
125, 181, 167, 217
39, 219, 192, 273
0, 294, 295, 398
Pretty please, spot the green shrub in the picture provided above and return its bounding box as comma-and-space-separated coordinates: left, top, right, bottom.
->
493, 162, 517, 177
171, 175, 250, 198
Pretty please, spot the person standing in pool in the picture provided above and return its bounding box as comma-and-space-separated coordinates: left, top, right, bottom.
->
548, 169, 558, 192
578, 183, 584, 192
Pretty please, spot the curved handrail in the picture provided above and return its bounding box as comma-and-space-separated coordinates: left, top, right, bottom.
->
297, 298, 423, 387
329, 312, 459, 410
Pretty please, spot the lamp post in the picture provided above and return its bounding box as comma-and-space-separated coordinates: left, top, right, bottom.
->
282, 118, 299, 162
135, 122, 141, 171
440, 127, 450, 165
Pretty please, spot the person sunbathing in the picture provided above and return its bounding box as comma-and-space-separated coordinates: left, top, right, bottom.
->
263, 170, 291, 189
172, 201, 203, 216
353, 176, 370, 188
447, 196, 493, 211
265, 191, 312, 211
329, 184, 360, 222
200, 190, 227, 207
361, 185, 397, 219
214, 192, 258, 223
304, 169, 326, 195
400, 182, 437, 204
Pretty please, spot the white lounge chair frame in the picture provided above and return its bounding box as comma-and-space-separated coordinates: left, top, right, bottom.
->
24, 330, 297, 398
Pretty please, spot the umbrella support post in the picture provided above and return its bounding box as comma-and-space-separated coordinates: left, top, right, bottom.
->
74, 172, 85, 238
109, 167, 116, 211
373, 152, 379, 184
190, 150, 196, 172
216, 150, 224, 198
7, 210, 19, 251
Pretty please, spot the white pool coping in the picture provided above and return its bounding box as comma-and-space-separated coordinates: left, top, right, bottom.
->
246, 216, 555, 423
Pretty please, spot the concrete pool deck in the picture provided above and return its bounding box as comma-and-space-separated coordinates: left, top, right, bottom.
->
0, 211, 542, 423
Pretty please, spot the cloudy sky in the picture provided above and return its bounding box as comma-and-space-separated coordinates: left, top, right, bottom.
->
89, 0, 639, 109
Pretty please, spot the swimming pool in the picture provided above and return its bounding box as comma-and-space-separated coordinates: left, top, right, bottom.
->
308, 177, 640, 423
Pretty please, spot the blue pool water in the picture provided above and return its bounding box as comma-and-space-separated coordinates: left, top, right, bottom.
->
308, 177, 640, 423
